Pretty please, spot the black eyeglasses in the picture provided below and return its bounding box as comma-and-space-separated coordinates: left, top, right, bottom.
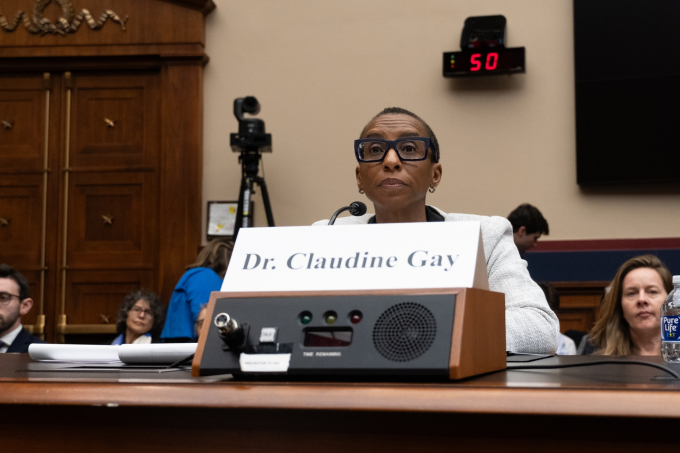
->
354, 137, 432, 162
0, 292, 20, 306
130, 306, 154, 317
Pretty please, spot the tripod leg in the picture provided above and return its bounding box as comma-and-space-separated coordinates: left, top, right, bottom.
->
234, 175, 249, 239
255, 176, 275, 227
243, 178, 255, 228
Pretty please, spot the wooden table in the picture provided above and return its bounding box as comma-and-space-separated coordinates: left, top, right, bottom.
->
1, 354, 679, 452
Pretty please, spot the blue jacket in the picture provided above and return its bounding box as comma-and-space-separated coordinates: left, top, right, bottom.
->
111, 332, 153, 345
160, 267, 223, 341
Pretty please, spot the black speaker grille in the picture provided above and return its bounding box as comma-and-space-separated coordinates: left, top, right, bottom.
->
372, 302, 437, 362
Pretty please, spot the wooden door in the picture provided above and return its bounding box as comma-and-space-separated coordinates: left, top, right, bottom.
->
1, 0, 211, 344
57, 71, 161, 342
0, 70, 162, 343
0, 72, 61, 338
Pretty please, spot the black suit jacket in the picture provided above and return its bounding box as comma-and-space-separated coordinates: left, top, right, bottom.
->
6, 327, 45, 353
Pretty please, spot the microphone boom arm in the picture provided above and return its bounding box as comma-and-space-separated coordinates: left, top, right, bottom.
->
328, 201, 367, 225
328, 206, 350, 226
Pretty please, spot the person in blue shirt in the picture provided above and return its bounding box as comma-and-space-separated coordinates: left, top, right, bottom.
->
161, 239, 233, 342
112, 290, 165, 345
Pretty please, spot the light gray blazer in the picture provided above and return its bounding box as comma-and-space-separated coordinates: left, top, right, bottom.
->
313, 206, 559, 354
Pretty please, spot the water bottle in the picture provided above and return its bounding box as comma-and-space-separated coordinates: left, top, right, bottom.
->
661, 275, 680, 362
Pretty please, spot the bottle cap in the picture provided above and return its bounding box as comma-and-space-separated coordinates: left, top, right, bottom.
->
674, 275, 680, 284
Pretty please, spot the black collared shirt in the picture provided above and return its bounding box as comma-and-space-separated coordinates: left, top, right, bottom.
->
367, 206, 444, 224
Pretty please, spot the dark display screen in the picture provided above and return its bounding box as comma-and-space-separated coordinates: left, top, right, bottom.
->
574, 0, 680, 184
303, 329, 353, 347
443, 47, 525, 77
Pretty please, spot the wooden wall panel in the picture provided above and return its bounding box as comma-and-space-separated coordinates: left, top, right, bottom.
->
67, 171, 158, 268
553, 282, 607, 334
1, 0, 211, 342
555, 309, 596, 334
64, 269, 153, 325
0, 74, 45, 172
158, 63, 204, 301
0, 175, 42, 266
69, 72, 160, 169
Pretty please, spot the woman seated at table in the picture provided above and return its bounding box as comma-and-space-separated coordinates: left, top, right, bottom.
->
313, 107, 559, 354
112, 290, 165, 345
161, 239, 233, 342
582, 255, 671, 355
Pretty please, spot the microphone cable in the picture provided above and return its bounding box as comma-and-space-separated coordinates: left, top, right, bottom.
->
508, 359, 680, 379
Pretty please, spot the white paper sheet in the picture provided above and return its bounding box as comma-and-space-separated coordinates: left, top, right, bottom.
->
28, 344, 121, 363
118, 343, 197, 364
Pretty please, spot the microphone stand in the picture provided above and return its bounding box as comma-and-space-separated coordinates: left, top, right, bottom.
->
328, 201, 367, 225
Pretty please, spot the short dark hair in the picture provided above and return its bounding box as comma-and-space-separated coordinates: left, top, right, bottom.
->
360, 107, 440, 163
116, 289, 165, 338
507, 204, 549, 235
0, 264, 30, 300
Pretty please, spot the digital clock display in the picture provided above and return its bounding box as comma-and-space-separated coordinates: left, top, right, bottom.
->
442, 47, 525, 78
303, 328, 353, 347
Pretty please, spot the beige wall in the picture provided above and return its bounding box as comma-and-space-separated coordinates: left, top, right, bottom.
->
202, 0, 680, 242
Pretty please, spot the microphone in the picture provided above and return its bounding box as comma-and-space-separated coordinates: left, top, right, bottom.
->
328, 201, 367, 225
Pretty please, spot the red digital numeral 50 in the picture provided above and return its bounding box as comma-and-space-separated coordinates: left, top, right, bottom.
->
470, 53, 499, 71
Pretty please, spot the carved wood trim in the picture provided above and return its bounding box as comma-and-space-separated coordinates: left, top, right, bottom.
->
0, 0, 127, 35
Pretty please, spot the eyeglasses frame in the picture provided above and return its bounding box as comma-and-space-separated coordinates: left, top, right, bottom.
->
0, 292, 21, 306
130, 306, 154, 318
354, 137, 432, 163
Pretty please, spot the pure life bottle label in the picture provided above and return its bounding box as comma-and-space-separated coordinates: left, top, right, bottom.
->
662, 316, 680, 341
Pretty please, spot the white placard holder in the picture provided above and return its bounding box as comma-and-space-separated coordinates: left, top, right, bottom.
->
220, 222, 488, 292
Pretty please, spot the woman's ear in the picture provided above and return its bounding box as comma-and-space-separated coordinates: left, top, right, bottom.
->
355, 165, 362, 190
431, 162, 442, 187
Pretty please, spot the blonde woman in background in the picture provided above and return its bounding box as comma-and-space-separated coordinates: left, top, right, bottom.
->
161, 239, 233, 342
582, 254, 672, 355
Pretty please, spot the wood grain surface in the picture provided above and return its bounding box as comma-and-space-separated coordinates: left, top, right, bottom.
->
3, 354, 680, 452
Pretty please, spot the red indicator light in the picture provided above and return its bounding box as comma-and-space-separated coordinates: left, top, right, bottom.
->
349, 310, 362, 324
470, 53, 481, 71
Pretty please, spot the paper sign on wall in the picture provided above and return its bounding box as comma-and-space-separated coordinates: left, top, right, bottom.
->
220, 221, 488, 292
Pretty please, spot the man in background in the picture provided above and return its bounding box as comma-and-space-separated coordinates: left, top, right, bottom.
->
0, 264, 44, 353
507, 203, 549, 256
508, 207, 575, 354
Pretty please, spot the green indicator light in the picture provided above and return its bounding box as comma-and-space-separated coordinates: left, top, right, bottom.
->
301, 315, 311, 324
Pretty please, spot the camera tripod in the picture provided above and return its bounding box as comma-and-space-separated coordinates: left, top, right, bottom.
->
233, 151, 275, 238
230, 96, 275, 239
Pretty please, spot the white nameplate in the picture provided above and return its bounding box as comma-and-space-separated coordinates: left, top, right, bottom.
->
239, 353, 291, 373
221, 221, 488, 292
